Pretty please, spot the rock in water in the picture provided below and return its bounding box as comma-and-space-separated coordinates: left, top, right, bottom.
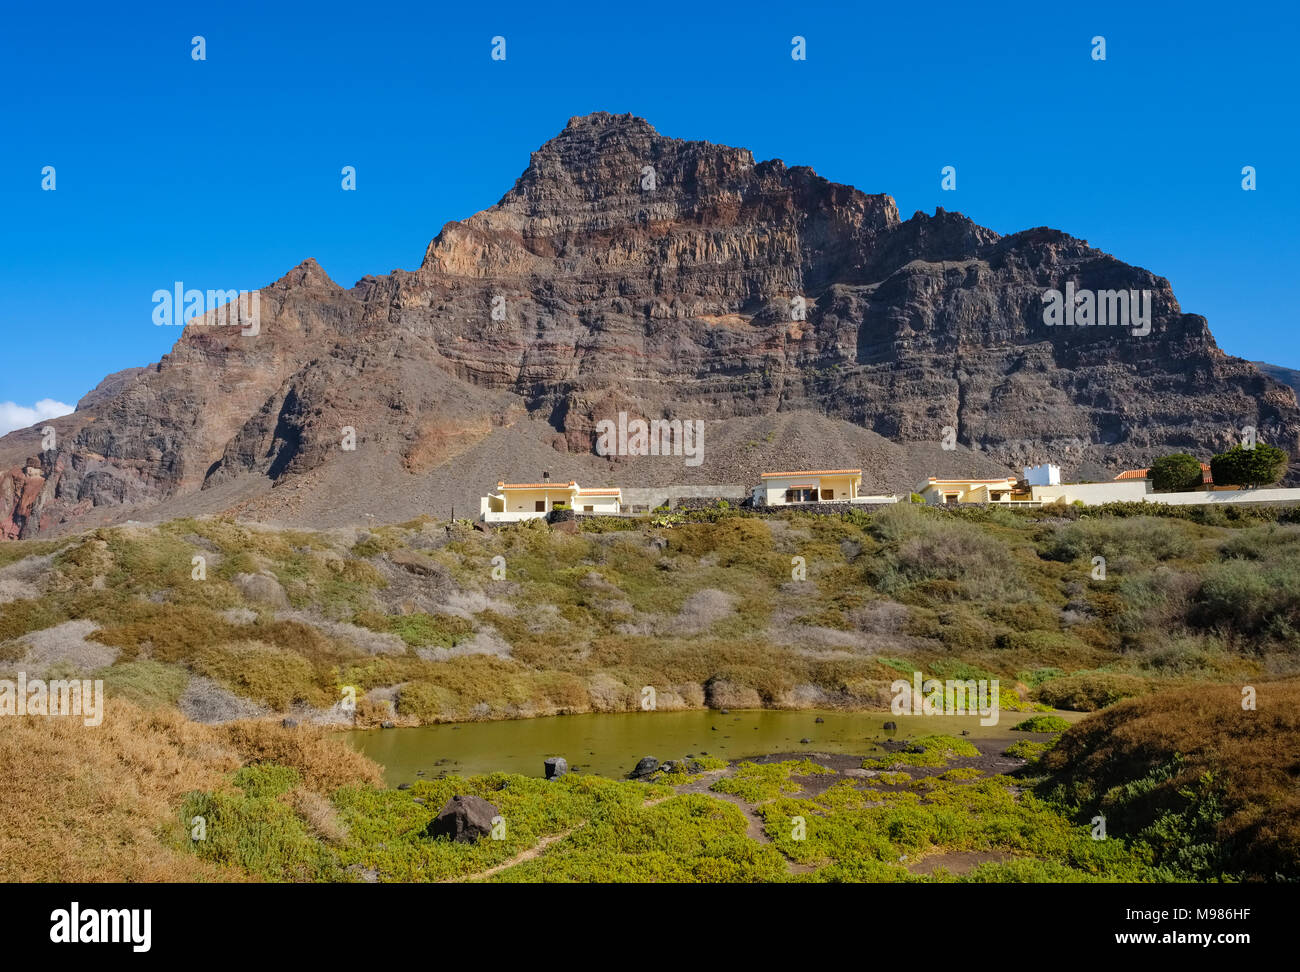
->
544, 756, 568, 780
426, 795, 500, 843
630, 756, 659, 778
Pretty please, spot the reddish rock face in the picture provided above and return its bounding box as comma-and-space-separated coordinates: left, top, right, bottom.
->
2, 112, 1297, 538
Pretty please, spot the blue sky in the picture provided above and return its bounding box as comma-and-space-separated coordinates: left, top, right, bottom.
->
2, 0, 1297, 426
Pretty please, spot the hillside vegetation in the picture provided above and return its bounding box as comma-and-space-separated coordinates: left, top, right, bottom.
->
2, 503, 1298, 725
3, 502, 1297, 882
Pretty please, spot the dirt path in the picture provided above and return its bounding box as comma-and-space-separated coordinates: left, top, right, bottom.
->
452, 824, 584, 883
676, 770, 772, 844
453, 791, 673, 882
907, 849, 1017, 876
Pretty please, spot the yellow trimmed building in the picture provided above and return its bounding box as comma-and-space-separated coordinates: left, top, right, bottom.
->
917, 476, 1022, 505
480, 480, 622, 521
750, 468, 899, 506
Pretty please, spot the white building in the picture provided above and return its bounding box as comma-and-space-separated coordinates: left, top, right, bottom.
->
753, 469, 897, 506
1023, 463, 1061, 486
480, 480, 622, 522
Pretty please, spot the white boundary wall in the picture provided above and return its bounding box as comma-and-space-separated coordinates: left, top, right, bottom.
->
1032, 481, 1150, 504
1143, 487, 1300, 506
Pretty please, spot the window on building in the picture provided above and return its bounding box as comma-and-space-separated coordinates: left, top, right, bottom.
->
944, 493, 959, 505
583, 505, 593, 512
821, 489, 834, 500
535, 500, 545, 512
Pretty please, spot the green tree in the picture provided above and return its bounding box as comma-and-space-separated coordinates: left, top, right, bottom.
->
1150, 453, 1204, 492
1209, 443, 1289, 489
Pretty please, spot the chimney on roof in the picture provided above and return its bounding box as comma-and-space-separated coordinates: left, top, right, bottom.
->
543, 471, 550, 481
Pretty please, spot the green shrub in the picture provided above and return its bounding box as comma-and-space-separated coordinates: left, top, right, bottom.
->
709, 759, 834, 803
862, 734, 979, 769
95, 660, 190, 708
0, 598, 67, 642
1041, 517, 1193, 565
1019, 667, 1067, 689
234, 764, 302, 799
1190, 558, 1300, 639
1033, 672, 1148, 711
1012, 715, 1072, 733
1004, 739, 1052, 760
1210, 443, 1288, 488
353, 610, 473, 648
1150, 454, 1204, 492
191, 640, 331, 710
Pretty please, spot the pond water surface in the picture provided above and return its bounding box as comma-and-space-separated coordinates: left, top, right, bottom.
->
344, 707, 1083, 785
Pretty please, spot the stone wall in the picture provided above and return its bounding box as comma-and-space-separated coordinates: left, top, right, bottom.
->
617, 484, 750, 512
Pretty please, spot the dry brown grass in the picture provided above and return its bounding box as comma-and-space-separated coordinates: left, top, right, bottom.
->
290, 787, 348, 843
219, 719, 384, 793
0, 698, 241, 881
1043, 678, 1300, 879
0, 698, 382, 882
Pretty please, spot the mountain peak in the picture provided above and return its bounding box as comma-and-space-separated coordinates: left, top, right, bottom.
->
562, 111, 660, 137
272, 258, 339, 291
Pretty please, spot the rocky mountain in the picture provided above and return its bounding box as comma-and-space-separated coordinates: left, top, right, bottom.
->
1254, 361, 1300, 399
3, 112, 1298, 539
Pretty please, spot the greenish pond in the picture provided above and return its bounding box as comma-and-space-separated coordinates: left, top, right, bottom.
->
344, 708, 1083, 785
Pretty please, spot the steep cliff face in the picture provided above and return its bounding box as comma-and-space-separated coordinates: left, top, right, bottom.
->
3, 112, 1297, 538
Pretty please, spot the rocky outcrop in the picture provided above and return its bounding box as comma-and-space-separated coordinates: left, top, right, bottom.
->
3, 112, 1298, 538
426, 794, 500, 843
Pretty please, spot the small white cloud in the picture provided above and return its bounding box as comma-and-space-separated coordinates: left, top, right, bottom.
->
0, 399, 75, 437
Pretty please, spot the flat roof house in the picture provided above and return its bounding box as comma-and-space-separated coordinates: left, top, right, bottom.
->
919, 472, 1150, 506
480, 480, 622, 522
753, 469, 895, 506
918, 476, 1022, 505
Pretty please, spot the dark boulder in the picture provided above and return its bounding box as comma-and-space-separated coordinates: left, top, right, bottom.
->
630, 756, 659, 778
426, 794, 500, 843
